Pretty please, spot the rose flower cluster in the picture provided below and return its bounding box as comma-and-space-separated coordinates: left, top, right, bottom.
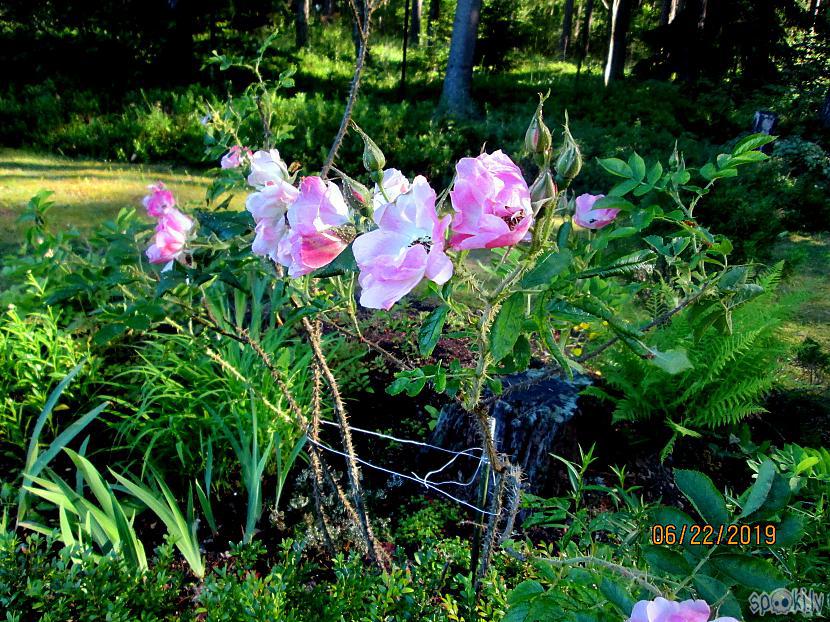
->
143, 142, 620, 308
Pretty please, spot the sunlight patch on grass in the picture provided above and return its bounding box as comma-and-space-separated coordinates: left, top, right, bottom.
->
0, 148, 233, 245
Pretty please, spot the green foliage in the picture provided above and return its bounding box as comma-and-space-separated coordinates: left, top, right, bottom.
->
586, 263, 795, 436
0, 531, 186, 622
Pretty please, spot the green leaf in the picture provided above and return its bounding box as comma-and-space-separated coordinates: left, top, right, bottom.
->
629, 152, 646, 181
592, 196, 635, 213
747, 472, 791, 518
733, 133, 776, 156
195, 210, 253, 240
418, 306, 449, 357
674, 469, 729, 525
509, 580, 544, 605
599, 578, 634, 615
522, 249, 573, 287
643, 546, 692, 576
609, 178, 640, 197
557, 221, 572, 249
490, 293, 526, 362
710, 554, 786, 591
693, 575, 742, 619
649, 348, 693, 375
739, 460, 776, 518
794, 456, 820, 475
769, 514, 804, 547
513, 335, 532, 370
598, 157, 633, 178
647, 161, 663, 186
311, 244, 358, 278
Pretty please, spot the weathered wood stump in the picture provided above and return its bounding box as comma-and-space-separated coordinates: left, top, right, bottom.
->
429, 370, 591, 497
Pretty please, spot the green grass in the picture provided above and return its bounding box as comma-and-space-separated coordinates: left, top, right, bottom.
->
771, 231, 830, 387
0, 148, 230, 245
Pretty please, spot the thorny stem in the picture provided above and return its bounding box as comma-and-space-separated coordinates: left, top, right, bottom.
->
464, 247, 543, 592
309, 360, 336, 553
320, 1, 374, 179
301, 317, 389, 566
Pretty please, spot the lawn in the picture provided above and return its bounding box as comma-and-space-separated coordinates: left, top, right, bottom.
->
0, 148, 228, 246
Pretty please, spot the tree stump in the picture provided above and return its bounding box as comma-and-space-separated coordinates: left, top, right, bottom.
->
429, 370, 591, 497
752, 110, 779, 153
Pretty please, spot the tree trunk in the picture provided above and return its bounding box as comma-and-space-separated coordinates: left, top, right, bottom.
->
661, 0, 682, 25
427, 0, 441, 45
402, 0, 411, 93
811, 0, 823, 30
560, 0, 576, 57
439, 0, 483, 117
604, 0, 633, 86
409, 0, 423, 46
821, 89, 830, 128
575, 0, 595, 78
296, 0, 310, 48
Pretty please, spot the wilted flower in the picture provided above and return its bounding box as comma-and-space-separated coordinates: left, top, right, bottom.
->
247, 149, 290, 188
627, 597, 739, 622
142, 183, 176, 218
449, 150, 533, 250
220, 145, 252, 169
277, 176, 352, 278
146, 207, 193, 265
573, 193, 619, 230
353, 176, 453, 309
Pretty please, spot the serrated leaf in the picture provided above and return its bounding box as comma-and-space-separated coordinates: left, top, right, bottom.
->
674, 469, 729, 525
629, 152, 646, 181
599, 578, 634, 615
509, 580, 544, 605
418, 306, 449, 357
769, 513, 803, 547
710, 554, 786, 591
598, 157, 633, 178
490, 293, 526, 362
643, 546, 692, 575
694, 575, 742, 619
739, 460, 776, 518
609, 178, 640, 197
522, 249, 573, 287
647, 161, 663, 185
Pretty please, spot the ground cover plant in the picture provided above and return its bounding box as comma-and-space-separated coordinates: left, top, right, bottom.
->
1, 0, 829, 620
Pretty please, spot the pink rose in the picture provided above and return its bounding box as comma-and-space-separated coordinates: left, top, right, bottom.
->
251, 218, 289, 263
220, 145, 252, 169
146, 206, 193, 265
574, 193, 619, 229
276, 176, 351, 277
627, 598, 739, 622
247, 149, 290, 188
142, 183, 176, 218
353, 176, 453, 309
245, 180, 299, 223
373, 168, 411, 222
448, 150, 533, 250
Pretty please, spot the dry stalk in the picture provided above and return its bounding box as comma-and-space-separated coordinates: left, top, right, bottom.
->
302, 317, 389, 566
